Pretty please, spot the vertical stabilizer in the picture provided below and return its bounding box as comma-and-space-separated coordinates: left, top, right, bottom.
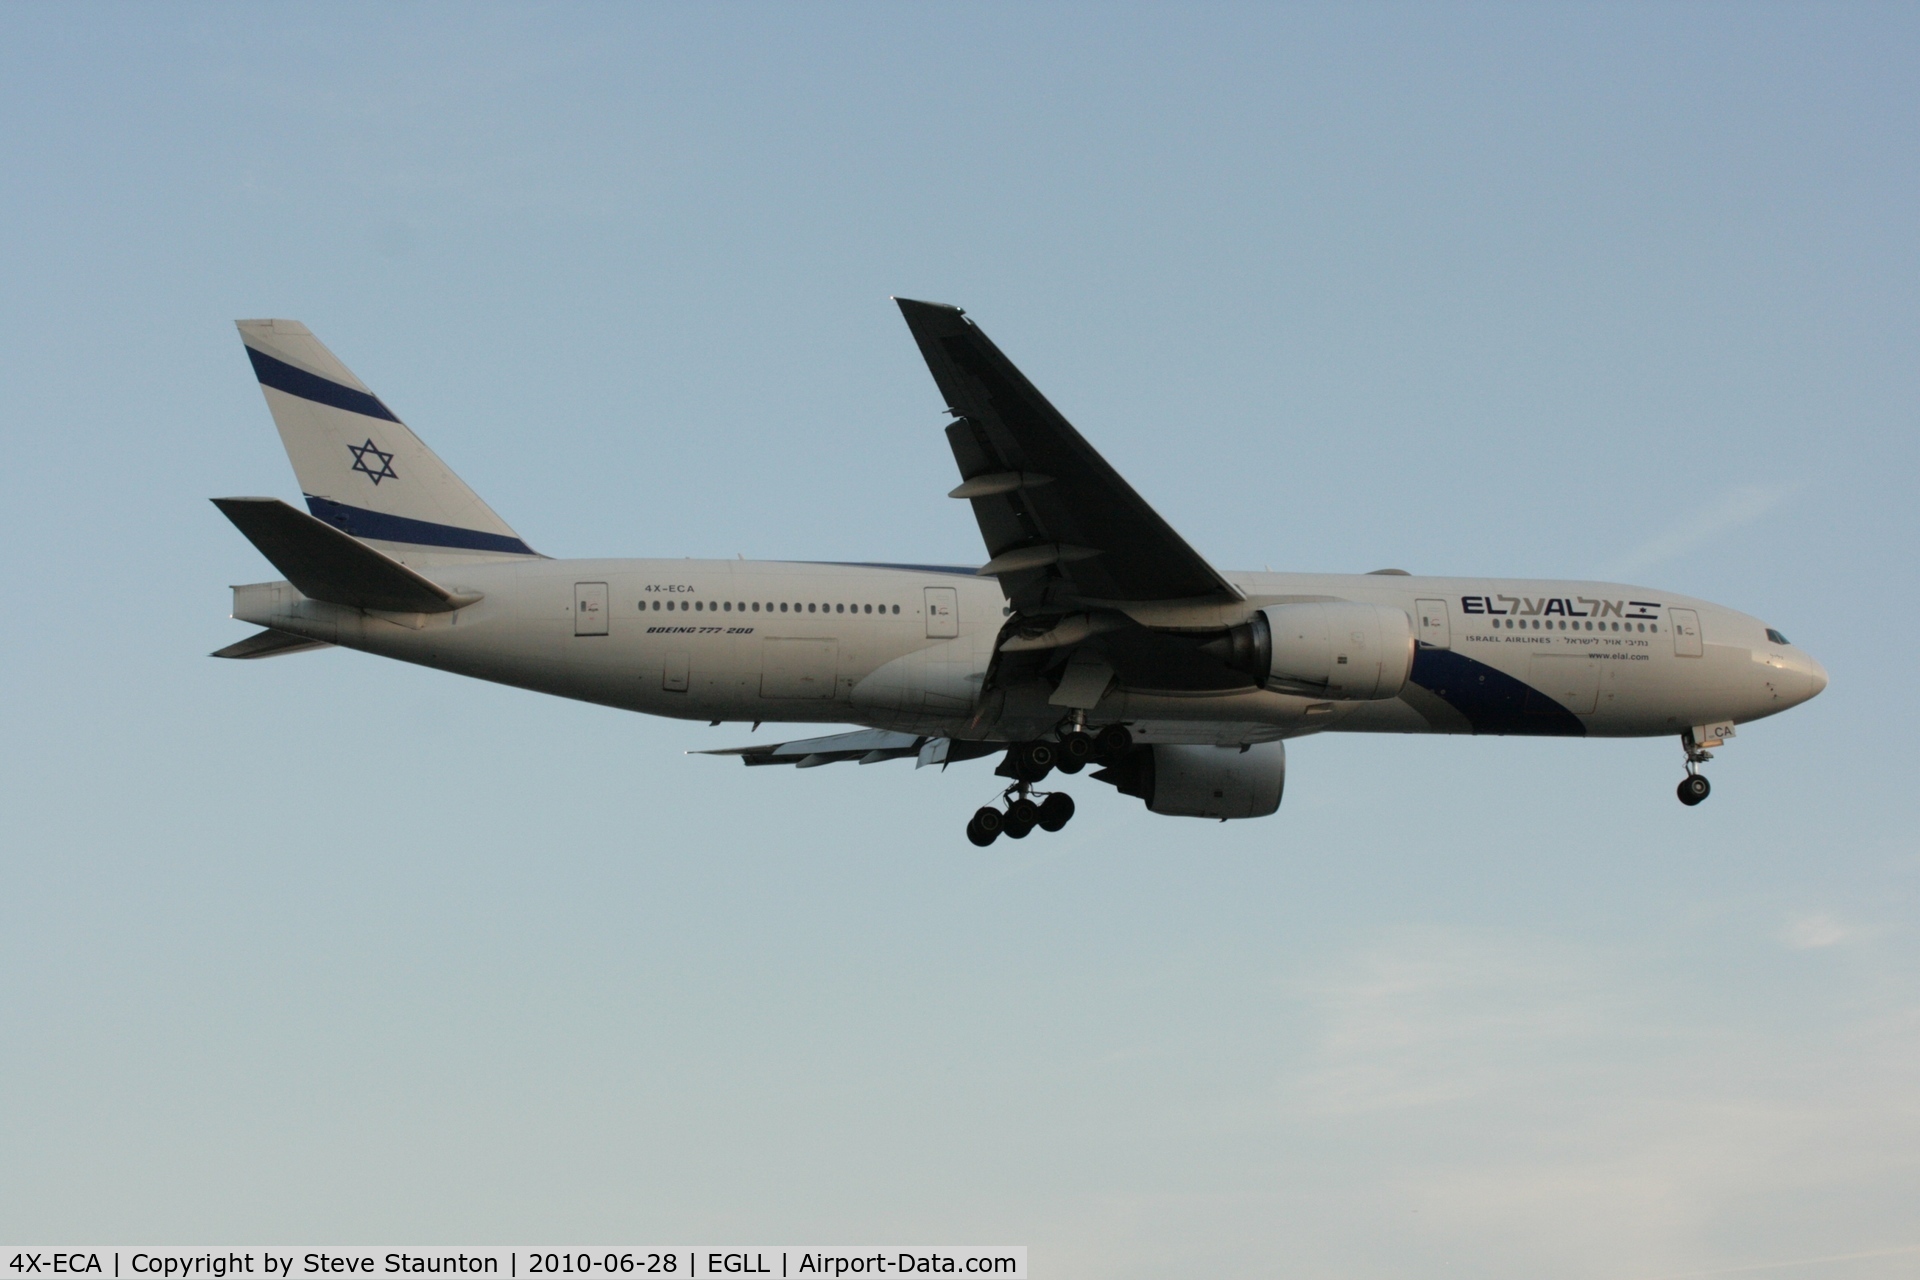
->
236, 320, 536, 559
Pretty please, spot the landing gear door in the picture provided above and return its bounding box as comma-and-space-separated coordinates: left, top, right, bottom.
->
574, 581, 609, 636
1415, 599, 1451, 649
1670, 608, 1703, 657
924, 586, 959, 639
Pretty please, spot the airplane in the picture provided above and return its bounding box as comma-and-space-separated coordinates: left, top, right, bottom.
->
213, 301, 1828, 845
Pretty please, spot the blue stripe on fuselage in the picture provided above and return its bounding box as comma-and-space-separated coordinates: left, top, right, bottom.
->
304, 494, 537, 556
1409, 646, 1585, 736
246, 345, 402, 423
808, 561, 981, 576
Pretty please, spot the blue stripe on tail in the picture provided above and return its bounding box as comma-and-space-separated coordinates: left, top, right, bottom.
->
305, 495, 537, 556
246, 345, 402, 423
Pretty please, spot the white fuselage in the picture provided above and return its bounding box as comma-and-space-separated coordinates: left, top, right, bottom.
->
232, 557, 1827, 745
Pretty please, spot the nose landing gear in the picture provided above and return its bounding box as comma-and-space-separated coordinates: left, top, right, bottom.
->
1677, 730, 1715, 806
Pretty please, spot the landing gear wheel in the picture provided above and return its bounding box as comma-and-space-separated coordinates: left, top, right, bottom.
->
1094, 724, 1133, 762
1677, 774, 1711, 806
1058, 732, 1096, 772
967, 806, 1004, 846
1016, 741, 1057, 782
1037, 792, 1076, 832
1003, 798, 1040, 839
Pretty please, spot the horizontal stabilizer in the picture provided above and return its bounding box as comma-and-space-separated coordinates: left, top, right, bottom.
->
212, 497, 480, 613
211, 628, 334, 659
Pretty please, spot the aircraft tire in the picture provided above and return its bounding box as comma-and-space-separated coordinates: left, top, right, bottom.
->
1004, 798, 1040, 838
1095, 724, 1133, 761
967, 807, 1004, 846
1017, 741, 1057, 781
1059, 732, 1097, 769
1677, 775, 1711, 806
1037, 792, 1075, 832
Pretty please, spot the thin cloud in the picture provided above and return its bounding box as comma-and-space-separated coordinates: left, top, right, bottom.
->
1603, 485, 1793, 580
1628, 1241, 1920, 1279
1782, 912, 1869, 950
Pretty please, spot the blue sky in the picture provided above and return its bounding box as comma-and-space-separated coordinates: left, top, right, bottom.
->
2, 6, 1916, 1277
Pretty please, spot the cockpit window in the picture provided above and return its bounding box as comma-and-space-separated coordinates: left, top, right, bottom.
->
1766, 628, 1790, 645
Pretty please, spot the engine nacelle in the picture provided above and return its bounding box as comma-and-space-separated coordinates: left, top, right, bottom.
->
1097, 741, 1286, 820
1214, 602, 1415, 700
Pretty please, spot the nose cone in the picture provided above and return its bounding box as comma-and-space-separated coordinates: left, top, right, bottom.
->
1773, 647, 1828, 708
1802, 652, 1829, 700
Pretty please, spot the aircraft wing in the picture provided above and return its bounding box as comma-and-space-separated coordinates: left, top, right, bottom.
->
695, 729, 927, 768
894, 298, 1240, 612
695, 729, 1000, 769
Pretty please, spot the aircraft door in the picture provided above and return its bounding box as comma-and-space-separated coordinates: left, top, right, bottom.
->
574, 582, 609, 636
1670, 608, 1703, 657
924, 586, 959, 639
1415, 599, 1451, 649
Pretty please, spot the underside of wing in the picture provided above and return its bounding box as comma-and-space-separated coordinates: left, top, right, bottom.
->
894, 298, 1240, 614
694, 729, 1000, 769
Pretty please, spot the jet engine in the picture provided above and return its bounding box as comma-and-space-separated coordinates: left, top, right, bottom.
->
1093, 741, 1286, 819
1210, 602, 1415, 700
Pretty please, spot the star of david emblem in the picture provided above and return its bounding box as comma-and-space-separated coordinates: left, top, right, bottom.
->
348, 438, 398, 485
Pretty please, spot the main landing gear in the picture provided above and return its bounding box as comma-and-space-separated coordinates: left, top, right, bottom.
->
1677, 731, 1713, 806
964, 724, 1133, 846
967, 792, 1075, 846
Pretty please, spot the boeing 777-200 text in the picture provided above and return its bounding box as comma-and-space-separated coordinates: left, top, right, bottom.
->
213, 300, 1827, 844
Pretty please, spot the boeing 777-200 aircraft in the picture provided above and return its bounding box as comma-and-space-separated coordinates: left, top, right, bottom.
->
213, 300, 1827, 844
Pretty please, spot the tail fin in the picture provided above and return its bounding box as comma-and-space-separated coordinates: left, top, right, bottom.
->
236, 320, 536, 559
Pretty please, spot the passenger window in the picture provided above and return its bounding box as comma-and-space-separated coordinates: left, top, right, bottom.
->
808, 603, 816, 612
